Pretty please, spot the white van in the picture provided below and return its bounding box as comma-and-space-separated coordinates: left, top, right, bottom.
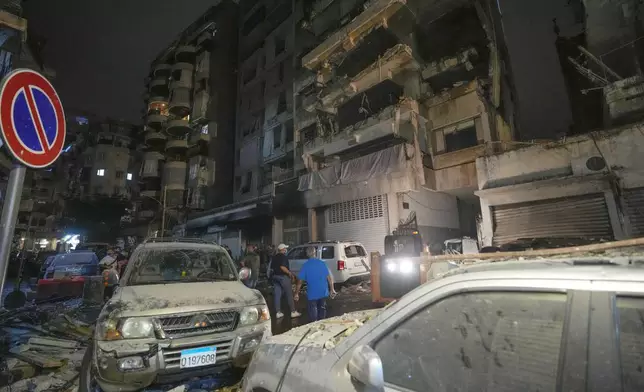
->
287, 241, 371, 284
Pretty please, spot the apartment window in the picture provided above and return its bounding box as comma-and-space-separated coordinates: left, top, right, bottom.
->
277, 92, 287, 114
115, 171, 124, 179
113, 186, 121, 195
96, 169, 105, 177
285, 120, 294, 144
126, 173, 133, 181
190, 163, 199, 180
278, 62, 285, 82
300, 124, 316, 143
273, 127, 282, 149
275, 36, 286, 56
433, 119, 479, 154
235, 150, 241, 166
201, 124, 209, 135
242, 6, 266, 36
241, 172, 252, 194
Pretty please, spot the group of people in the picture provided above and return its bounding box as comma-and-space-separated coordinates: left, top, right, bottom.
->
240, 243, 336, 322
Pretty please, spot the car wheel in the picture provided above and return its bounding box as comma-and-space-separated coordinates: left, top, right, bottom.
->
79, 341, 102, 392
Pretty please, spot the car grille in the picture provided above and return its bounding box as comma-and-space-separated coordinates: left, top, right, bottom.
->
158, 310, 238, 337
162, 338, 235, 370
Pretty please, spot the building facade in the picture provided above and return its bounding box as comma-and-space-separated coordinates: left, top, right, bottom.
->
131, 1, 239, 239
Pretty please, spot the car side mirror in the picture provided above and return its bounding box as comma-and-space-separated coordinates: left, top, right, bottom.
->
347, 345, 384, 391
239, 267, 251, 281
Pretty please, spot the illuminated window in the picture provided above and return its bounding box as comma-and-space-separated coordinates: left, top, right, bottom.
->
201, 124, 209, 135
96, 169, 105, 177
127, 173, 133, 181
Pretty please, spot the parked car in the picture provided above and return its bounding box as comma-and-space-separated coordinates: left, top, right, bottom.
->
287, 241, 371, 284
80, 237, 271, 392
241, 251, 644, 392
76, 242, 110, 259
37, 251, 100, 300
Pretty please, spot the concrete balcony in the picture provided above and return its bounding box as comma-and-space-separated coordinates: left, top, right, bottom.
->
176, 45, 196, 63
149, 77, 169, 97
153, 64, 172, 78
318, 45, 416, 110
146, 113, 167, 129
141, 152, 165, 179
166, 118, 192, 137
140, 190, 161, 200
144, 130, 166, 150
169, 88, 192, 117
304, 99, 420, 158
20, 199, 34, 212
302, 0, 406, 70
170, 63, 194, 90
166, 138, 189, 154
264, 141, 295, 164
163, 161, 187, 195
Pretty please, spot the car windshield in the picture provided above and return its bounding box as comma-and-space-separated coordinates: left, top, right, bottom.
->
126, 247, 237, 286
52, 252, 97, 266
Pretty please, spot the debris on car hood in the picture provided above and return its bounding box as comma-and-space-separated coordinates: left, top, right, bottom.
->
267, 309, 381, 350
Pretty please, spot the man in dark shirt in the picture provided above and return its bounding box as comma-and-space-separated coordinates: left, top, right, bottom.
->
240, 244, 260, 288
271, 244, 301, 319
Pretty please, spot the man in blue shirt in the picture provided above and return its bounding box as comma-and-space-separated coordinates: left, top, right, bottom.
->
294, 246, 337, 322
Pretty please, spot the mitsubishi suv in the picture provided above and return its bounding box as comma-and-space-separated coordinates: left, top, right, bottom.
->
80, 238, 270, 392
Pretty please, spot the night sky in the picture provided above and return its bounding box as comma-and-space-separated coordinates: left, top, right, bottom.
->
24, 0, 216, 124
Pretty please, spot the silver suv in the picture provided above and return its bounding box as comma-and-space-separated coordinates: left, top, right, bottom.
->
242, 252, 644, 392
80, 238, 270, 392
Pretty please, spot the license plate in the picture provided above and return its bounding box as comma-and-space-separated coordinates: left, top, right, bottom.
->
179, 346, 217, 369
354, 261, 363, 267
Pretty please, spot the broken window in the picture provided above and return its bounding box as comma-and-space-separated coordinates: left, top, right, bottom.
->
433, 119, 479, 154
300, 124, 316, 143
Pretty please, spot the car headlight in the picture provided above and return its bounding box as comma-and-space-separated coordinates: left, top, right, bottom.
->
239, 305, 270, 326
385, 259, 414, 274
399, 260, 413, 273
97, 317, 155, 340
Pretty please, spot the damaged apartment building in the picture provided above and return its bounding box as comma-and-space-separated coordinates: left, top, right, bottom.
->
286, 0, 516, 253
473, 0, 644, 247
129, 1, 239, 239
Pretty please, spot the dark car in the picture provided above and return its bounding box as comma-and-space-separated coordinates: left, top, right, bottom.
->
42, 251, 100, 280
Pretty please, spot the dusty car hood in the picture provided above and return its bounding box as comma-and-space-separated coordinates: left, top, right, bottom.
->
268, 309, 381, 349
108, 281, 265, 317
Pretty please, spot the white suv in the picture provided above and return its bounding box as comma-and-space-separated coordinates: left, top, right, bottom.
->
287, 241, 371, 284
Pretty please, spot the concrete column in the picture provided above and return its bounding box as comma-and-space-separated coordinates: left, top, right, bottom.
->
387, 193, 400, 234
308, 208, 318, 241
479, 199, 494, 247
272, 217, 284, 245
604, 189, 626, 240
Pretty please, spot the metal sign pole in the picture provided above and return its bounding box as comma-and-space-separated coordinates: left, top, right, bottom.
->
0, 165, 26, 297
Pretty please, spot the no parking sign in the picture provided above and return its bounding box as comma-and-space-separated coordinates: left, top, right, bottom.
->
0, 68, 66, 305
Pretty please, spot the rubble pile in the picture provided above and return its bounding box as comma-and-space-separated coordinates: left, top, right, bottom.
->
0, 300, 95, 392
338, 280, 371, 295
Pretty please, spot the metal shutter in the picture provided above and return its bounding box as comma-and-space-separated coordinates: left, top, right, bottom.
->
492, 194, 614, 246
624, 188, 644, 237
325, 194, 389, 255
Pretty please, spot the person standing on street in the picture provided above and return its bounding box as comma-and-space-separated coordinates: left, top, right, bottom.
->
271, 244, 301, 319
241, 244, 260, 289
294, 246, 336, 322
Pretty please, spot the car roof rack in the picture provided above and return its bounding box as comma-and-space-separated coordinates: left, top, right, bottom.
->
142, 237, 216, 245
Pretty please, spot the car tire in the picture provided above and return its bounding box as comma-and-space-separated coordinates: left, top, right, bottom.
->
79, 340, 101, 392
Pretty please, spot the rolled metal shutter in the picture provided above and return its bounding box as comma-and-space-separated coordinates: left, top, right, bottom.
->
492, 194, 613, 246
325, 194, 389, 255
624, 188, 644, 237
